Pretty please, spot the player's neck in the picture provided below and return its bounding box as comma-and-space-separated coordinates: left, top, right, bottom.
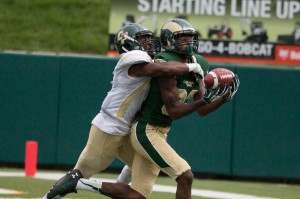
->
177, 54, 187, 63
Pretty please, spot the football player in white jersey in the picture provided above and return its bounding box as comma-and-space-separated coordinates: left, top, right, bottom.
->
42, 23, 204, 199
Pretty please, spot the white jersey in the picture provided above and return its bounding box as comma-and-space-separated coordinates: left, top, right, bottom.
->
92, 50, 152, 136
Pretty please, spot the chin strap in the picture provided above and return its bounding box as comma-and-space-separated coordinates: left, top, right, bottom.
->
185, 46, 194, 55
121, 46, 129, 52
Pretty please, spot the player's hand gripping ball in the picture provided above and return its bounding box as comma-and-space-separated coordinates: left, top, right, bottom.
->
204, 68, 234, 89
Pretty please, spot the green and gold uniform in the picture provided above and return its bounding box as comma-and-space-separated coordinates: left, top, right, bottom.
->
139, 51, 209, 127
130, 51, 209, 198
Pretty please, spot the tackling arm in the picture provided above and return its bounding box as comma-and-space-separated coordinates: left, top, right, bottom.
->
128, 61, 202, 77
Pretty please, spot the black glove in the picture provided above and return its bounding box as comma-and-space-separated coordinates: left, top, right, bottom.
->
203, 85, 230, 104
223, 74, 240, 101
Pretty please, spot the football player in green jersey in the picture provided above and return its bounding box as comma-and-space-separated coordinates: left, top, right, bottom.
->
75, 18, 239, 199
125, 18, 239, 199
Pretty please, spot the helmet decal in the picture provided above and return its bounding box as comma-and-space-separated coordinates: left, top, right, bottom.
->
116, 31, 128, 45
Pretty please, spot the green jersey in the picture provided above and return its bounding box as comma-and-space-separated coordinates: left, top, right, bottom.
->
137, 52, 210, 127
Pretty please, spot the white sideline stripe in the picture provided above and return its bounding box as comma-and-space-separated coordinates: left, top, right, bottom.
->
153, 185, 277, 199
0, 171, 278, 199
0, 189, 27, 194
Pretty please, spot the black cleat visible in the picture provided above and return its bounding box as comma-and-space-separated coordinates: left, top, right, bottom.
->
45, 169, 83, 199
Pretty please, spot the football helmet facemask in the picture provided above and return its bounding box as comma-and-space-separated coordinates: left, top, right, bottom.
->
160, 18, 199, 57
114, 23, 160, 57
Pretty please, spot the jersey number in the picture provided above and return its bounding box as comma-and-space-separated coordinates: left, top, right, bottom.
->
161, 89, 198, 116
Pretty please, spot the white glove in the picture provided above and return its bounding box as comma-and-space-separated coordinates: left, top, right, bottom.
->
186, 63, 204, 79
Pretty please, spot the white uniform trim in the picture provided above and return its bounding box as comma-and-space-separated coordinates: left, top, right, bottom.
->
92, 50, 152, 136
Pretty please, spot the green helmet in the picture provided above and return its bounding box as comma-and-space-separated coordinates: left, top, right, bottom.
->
114, 23, 160, 57
160, 18, 199, 57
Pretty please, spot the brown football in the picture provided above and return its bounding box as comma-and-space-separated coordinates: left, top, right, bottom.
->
204, 68, 234, 89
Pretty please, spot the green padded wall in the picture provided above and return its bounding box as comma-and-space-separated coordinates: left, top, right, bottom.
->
56, 56, 117, 165
0, 53, 60, 164
233, 67, 300, 180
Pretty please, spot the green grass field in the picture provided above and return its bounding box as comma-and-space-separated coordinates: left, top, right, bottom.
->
0, 168, 299, 199
0, 0, 110, 55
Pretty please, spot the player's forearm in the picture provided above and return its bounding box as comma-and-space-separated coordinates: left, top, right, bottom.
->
129, 61, 188, 77
151, 61, 189, 76
167, 99, 207, 120
197, 97, 226, 116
